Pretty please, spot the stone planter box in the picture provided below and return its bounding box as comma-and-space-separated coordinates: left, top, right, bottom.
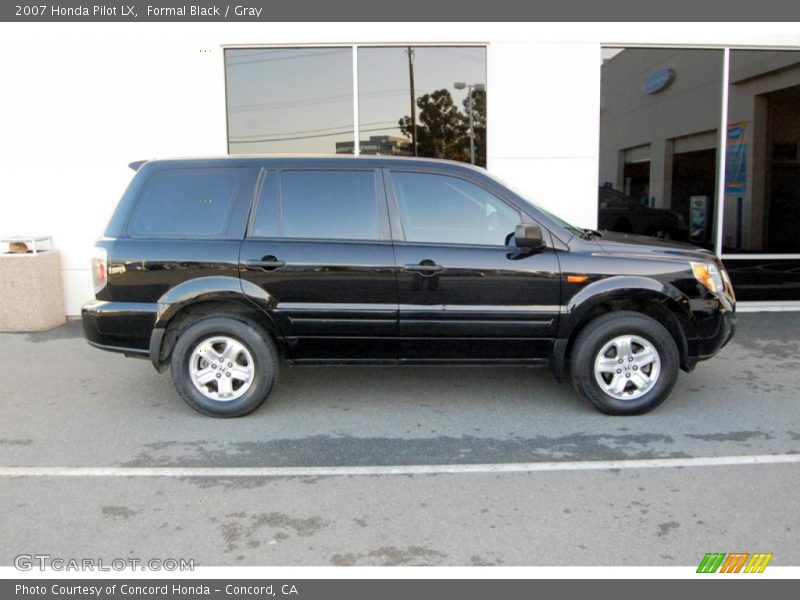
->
0, 249, 66, 331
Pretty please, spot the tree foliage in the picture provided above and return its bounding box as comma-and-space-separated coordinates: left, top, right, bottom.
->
399, 88, 487, 167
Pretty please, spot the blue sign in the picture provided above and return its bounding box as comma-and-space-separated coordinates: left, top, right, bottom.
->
725, 122, 747, 195
642, 69, 676, 94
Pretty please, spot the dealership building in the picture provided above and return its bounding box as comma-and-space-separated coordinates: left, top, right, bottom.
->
1, 23, 799, 319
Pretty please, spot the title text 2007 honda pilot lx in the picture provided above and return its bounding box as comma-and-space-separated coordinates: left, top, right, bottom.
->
82, 157, 735, 417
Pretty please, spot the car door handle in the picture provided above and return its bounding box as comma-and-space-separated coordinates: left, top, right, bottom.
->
244, 257, 286, 270
405, 261, 443, 274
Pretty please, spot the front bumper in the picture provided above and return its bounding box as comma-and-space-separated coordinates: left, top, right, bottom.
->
688, 306, 736, 362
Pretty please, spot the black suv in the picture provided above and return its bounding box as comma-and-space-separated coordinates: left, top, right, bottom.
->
598, 186, 690, 241
82, 157, 735, 417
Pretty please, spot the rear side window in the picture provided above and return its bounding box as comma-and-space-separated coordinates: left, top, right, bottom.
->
129, 168, 244, 238
279, 170, 380, 241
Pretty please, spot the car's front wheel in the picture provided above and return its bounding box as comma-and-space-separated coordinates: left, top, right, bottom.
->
570, 311, 679, 415
170, 316, 278, 417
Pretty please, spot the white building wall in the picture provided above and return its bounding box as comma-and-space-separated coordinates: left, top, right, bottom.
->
0, 24, 228, 316
1, 23, 798, 316
488, 42, 600, 229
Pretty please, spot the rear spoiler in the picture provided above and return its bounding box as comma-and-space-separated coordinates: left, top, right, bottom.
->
128, 160, 148, 171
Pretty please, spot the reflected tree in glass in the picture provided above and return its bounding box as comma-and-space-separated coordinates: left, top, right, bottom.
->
358, 46, 487, 166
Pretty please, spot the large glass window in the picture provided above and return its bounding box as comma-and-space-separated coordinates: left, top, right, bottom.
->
130, 168, 245, 238
357, 47, 487, 166
599, 48, 724, 248
225, 48, 354, 155
223, 45, 487, 166
391, 172, 519, 246
600, 47, 800, 301
722, 50, 800, 255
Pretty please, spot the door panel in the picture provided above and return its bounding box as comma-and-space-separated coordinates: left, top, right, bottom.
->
395, 244, 561, 360
240, 240, 397, 360
240, 168, 398, 361
384, 169, 561, 361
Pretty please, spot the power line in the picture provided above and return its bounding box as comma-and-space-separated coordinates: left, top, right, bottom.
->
225, 49, 347, 67
228, 94, 352, 113
228, 88, 407, 114
229, 125, 404, 144
436, 48, 487, 64
230, 120, 398, 140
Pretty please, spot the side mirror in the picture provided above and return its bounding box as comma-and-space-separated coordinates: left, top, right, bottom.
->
514, 223, 545, 249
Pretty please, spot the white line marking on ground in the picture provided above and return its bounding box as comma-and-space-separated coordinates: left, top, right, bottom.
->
1, 454, 799, 478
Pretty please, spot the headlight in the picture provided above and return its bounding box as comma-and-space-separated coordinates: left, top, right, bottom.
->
691, 262, 724, 294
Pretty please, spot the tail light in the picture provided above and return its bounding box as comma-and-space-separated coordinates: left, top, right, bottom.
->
92, 247, 108, 295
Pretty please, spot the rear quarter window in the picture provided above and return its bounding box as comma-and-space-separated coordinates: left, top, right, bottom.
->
129, 168, 246, 238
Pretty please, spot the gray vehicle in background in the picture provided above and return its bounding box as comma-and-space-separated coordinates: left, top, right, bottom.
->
599, 186, 689, 241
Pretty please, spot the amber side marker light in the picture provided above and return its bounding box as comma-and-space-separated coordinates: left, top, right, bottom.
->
567, 275, 589, 284
691, 262, 724, 294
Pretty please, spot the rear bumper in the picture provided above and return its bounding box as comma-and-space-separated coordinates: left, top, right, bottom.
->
81, 300, 160, 356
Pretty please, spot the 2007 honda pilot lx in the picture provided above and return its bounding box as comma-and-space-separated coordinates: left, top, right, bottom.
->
82, 156, 735, 417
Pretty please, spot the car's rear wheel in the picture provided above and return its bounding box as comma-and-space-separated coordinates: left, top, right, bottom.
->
170, 316, 278, 417
570, 311, 679, 415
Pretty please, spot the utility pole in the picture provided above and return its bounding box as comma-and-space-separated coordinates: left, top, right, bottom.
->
454, 82, 485, 166
433, 94, 448, 159
407, 47, 418, 156
467, 89, 475, 165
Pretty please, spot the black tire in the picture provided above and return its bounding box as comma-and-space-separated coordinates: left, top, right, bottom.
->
612, 219, 633, 233
570, 311, 679, 415
170, 316, 278, 417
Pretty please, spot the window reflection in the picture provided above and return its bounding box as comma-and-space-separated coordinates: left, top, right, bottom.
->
281, 171, 380, 241
723, 50, 800, 254
130, 169, 245, 238
599, 48, 724, 247
225, 48, 354, 155
357, 47, 487, 166
391, 171, 519, 246
224, 46, 487, 166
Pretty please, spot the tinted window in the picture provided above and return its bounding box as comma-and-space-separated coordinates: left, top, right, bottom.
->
251, 173, 280, 238
358, 46, 487, 166
600, 48, 723, 248
225, 48, 354, 155
724, 50, 800, 254
391, 172, 520, 246
281, 170, 380, 241
130, 169, 242, 238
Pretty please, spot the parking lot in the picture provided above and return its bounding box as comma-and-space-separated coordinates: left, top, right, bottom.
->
1, 312, 799, 566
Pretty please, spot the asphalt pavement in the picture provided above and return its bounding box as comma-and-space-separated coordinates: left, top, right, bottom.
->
0, 312, 798, 566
